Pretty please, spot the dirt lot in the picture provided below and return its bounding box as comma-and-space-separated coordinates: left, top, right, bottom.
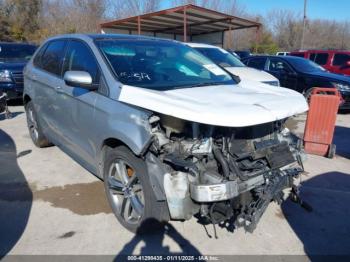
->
1, 105, 350, 259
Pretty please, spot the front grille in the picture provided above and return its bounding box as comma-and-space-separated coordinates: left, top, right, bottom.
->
341, 102, 350, 109
262, 81, 280, 87
11, 71, 24, 85
341, 95, 350, 108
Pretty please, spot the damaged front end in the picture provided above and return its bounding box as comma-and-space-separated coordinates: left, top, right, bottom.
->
145, 114, 305, 233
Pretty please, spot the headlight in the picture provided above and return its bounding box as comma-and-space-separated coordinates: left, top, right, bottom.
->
0, 70, 12, 83
332, 82, 350, 92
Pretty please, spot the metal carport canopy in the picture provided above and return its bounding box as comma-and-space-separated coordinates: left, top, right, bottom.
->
100, 4, 261, 43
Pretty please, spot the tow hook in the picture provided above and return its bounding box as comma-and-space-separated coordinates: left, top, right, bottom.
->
290, 185, 313, 212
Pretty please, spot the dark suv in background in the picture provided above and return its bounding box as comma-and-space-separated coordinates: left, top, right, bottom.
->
0, 42, 37, 99
242, 55, 350, 109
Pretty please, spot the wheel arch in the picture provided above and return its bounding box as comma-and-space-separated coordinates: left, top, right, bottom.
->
23, 94, 31, 105
98, 137, 166, 201
98, 137, 130, 177
98, 136, 151, 177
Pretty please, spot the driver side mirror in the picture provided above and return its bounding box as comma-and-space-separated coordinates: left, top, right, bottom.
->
344, 60, 350, 67
63, 71, 97, 91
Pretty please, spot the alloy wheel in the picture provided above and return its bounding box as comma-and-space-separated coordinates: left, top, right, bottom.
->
27, 107, 39, 142
107, 159, 144, 225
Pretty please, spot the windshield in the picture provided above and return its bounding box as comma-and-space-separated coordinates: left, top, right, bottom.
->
195, 47, 245, 68
95, 39, 235, 90
288, 58, 326, 73
0, 44, 36, 62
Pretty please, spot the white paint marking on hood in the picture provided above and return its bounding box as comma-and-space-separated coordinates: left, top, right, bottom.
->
118, 82, 308, 127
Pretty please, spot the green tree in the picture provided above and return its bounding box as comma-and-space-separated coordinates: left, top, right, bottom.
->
251, 31, 279, 54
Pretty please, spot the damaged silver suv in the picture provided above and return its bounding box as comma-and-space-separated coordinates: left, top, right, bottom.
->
24, 34, 308, 233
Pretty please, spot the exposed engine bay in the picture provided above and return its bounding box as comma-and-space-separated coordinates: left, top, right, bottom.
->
146, 114, 305, 233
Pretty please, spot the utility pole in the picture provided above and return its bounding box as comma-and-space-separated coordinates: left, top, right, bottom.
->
301, 0, 307, 49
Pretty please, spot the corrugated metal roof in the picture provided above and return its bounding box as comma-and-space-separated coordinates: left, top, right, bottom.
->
100, 4, 261, 36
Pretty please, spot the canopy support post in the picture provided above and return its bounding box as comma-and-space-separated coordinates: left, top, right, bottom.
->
183, 7, 187, 42
137, 16, 141, 35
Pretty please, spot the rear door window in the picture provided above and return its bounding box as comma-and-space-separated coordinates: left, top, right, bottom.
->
333, 53, 350, 66
313, 53, 329, 65
41, 40, 67, 76
246, 57, 266, 70
33, 43, 48, 68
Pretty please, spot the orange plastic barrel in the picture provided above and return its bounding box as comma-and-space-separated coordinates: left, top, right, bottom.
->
303, 87, 341, 158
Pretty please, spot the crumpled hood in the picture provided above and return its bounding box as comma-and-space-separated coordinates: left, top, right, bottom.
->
225, 66, 278, 82
119, 81, 308, 127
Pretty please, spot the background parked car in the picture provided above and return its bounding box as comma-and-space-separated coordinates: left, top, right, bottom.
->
232, 50, 251, 60
187, 43, 280, 86
225, 49, 240, 59
289, 50, 350, 76
0, 42, 37, 99
276, 52, 290, 56
242, 55, 350, 109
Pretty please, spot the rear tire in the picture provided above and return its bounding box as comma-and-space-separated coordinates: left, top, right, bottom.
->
25, 101, 52, 148
304, 88, 315, 104
103, 145, 169, 233
305, 88, 328, 104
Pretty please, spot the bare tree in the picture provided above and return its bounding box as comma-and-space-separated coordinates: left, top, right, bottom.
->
0, 0, 42, 41
266, 9, 350, 51
109, 0, 160, 19
267, 9, 303, 51
34, 0, 107, 42
171, 0, 246, 15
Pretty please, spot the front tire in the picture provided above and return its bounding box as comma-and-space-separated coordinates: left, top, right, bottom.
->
103, 145, 168, 233
25, 101, 51, 148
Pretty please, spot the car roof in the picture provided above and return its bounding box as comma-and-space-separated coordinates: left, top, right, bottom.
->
244, 55, 307, 62
45, 33, 179, 43
291, 49, 350, 53
185, 42, 219, 48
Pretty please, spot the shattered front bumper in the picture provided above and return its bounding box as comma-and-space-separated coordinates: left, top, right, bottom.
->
189, 166, 301, 203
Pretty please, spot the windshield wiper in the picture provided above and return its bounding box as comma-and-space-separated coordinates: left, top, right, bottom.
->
188, 81, 224, 87
216, 64, 241, 83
